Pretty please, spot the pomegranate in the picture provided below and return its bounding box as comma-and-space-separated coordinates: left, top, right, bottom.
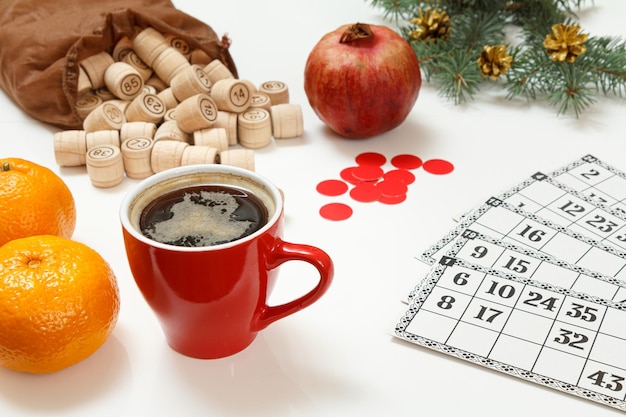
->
304, 22, 421, 139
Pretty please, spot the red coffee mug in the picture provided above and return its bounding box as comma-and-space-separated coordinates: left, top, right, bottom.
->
120, 165, 333, 359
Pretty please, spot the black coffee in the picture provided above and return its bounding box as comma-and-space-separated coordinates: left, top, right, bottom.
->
139, 184, 268, 247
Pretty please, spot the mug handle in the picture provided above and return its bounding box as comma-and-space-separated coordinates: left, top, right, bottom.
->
252, 239, 334, 331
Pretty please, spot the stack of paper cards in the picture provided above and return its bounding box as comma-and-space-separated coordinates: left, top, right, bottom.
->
395, 155, 626, 411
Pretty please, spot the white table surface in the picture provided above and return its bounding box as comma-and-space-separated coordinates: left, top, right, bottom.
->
2, 1, 626, 416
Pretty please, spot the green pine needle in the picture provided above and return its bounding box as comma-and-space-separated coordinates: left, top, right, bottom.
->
432, 50, 483, 104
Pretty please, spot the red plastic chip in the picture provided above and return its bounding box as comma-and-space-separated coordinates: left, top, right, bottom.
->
376, 179, 408, 198
391, 154, 423, 170
423, 159, 454, 175
378, 194, 407, 205
350, 182, 382, 202
320, 203, 353, 221
383, 169, 416, 185
316, 179, 349, 196
352, 165, 384, 182
340, 167, 362, 184
355, 152, 387, 166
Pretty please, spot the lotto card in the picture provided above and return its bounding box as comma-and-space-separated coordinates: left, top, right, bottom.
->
396, 255, 626, 411
412, 230, 626, 304
422, 198, 626, 282
399, 154, 626, 410
457, 155, 626, 227
549, 154, 626, 216
498, 171, 626, 228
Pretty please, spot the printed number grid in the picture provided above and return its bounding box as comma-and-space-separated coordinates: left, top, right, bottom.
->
420, 231, 626, 304
422, 199, 626, 282
397, 257, 626, 411
496, 173, 626, 248
549, 155, 626, 216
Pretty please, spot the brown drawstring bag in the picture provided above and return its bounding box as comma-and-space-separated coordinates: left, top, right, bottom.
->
0, 0, 237, 129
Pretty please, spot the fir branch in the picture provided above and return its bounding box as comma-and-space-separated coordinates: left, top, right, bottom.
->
431, 50, 483, 104
448, 10, 507, 51
404, 36, 452, 82
506, 34, 626, 115
546, 62, 597, 117
507, 0, 572, 31
368, 0, 624, 116
553, 0, 590, 14
368, 0, 418, 21
582, 36, 626, 97
504, 46, 551, 101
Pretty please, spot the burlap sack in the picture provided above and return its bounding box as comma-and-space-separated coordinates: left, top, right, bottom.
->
0, 0, 237, 129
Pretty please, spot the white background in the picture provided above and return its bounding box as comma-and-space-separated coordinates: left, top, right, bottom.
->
1, 0, 626, 415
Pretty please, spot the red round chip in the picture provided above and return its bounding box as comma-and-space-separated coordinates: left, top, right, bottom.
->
376, 179, 408, 198
319, 203, 353, 221
391, 154, 423, 170
355, 152, 387, 166
351, 165, 384, 182
340, 167, 362, 184
423, 159, 454, 175
316, 179, 349, 196
383, 169, 415, 185
378, 194, 407, 205
350, 182, 382, 202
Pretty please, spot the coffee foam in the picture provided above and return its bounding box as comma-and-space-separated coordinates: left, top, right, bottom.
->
129, 171, 277, 237
142, 190, 253, 246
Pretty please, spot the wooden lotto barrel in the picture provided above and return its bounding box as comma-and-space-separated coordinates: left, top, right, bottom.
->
86, 145, 124, 188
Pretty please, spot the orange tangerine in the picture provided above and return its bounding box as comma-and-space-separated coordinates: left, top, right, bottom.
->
0, 235, 120, 374
0, 158, 76, 247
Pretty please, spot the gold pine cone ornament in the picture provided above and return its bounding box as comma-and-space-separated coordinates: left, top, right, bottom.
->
409, 7, 452, 42
543, 23, 588, 63
477, 45, 513, 80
